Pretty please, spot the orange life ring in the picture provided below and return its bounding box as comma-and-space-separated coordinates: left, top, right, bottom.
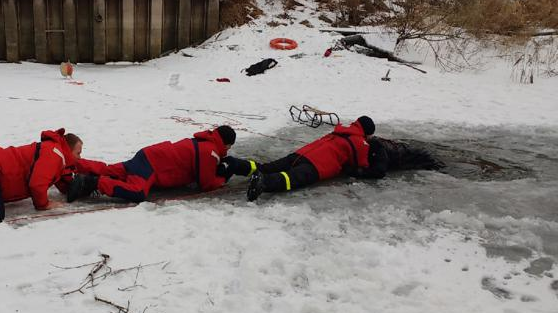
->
270, 38, 298, 50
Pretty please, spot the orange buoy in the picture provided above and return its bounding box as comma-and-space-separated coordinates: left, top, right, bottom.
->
60, 60, 73, 78
270, 38, 298, 50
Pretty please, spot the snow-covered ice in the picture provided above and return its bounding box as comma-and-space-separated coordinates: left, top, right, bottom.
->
1, 2, 557, 312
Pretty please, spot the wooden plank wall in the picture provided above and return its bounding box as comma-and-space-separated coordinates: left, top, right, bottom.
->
149, 0, 163, 59
162, 0, 177, 54
63, 0, 78, 62
92, 0, 105, 63
121, 0, 133, 61
33, 0, 47, 62
106, 0, 121, 61
177, 0, 191, 49
76, 0, 93, 63
0, 0, 219, 63
3, 0, 19, 62
18, 0, 35, 60
134, 0, 149, 61
47, 0, 64, 63
190, 0, 205, 44
206, 0, 218, 37
0, 1, 5, 61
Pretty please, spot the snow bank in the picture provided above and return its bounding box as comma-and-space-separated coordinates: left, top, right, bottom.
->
1, 201, 556, 313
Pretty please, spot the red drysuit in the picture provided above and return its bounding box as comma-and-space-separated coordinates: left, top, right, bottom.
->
0, 129, 76, 209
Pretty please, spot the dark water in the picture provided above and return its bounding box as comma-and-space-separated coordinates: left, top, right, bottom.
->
228, 123, 558, 261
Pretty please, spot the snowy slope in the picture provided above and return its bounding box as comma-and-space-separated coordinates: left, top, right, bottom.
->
1, 1, 558, 312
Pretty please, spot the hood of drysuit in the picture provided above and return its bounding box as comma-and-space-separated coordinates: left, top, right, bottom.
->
193, 129, 228, 157
332, 120, 366, 137
40, 128, 77, 167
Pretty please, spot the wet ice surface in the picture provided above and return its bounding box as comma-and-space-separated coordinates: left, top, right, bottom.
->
225, 123, 558, 261
7, 122, 557, 264
3, 122, 558, 312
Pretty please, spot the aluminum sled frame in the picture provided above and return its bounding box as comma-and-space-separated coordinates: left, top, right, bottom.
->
289, 105, 340, 128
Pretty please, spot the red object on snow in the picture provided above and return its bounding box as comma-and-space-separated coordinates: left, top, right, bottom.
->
296, 120, 370, 180
324, 48, 332, 57
216, 78, 231, 82
67, 80, 84, 85
0, 129, 77, 209
270, 38, 298, 50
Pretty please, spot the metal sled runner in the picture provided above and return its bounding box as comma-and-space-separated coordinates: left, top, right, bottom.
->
289, 105, 340, 128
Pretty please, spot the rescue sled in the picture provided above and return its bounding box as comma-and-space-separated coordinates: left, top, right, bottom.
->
289, 105, 340, 128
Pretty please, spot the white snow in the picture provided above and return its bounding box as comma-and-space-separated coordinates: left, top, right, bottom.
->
1, 1, 557, 312
2, 203, 557, 313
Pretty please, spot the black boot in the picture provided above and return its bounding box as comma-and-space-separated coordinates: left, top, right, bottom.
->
67, 174, 99, 203
246, 171, 265, 202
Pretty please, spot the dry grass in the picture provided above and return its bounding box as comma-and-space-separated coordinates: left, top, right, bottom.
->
283, 0, 303, 11
314, 0, 388, 26
449, 0, 558, 42
267, 20, 288, 27
318, 14, 334, 24
309, 0, 557, 41
220, 0, 263, 29
381, 0, 456, 43
218, 0, 558, 76
300, 20, 314, 28
222, 0, 557, 39
371, 0, 558, 74
511, 36, 558, 83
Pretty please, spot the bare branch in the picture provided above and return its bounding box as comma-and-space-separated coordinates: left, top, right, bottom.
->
118, 285, 146, 292
94, 296, 129, 313
111, 261, 167, 276
533, 31, 558, 37
161, 261, 171, 270
62, 253, 111, 296
50, 261, 100, 270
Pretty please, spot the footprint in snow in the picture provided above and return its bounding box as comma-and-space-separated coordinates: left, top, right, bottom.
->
168, 73, 182, 90
481, 276, 513, 300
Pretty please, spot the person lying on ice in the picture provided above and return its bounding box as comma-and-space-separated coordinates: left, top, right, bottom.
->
219, 119, 445, 202
340, 136, 445, 181
66, 125, 238, 203
238, 116, 377, 201
0, 129, 83, 221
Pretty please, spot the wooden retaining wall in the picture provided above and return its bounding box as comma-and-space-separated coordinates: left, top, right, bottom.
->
0, 0, 218, 63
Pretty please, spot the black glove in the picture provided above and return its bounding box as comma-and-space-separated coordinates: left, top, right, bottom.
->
216, 163, 233, 182
216, 156, 238, 182
221, 156, 238, 172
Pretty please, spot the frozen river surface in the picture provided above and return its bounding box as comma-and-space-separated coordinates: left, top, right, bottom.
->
227, 123, 558, 263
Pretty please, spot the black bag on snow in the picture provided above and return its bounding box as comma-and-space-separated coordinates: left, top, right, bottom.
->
245, 58, 278, 76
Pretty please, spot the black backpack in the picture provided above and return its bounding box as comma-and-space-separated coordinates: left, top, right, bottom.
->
245, 58, 278, 76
